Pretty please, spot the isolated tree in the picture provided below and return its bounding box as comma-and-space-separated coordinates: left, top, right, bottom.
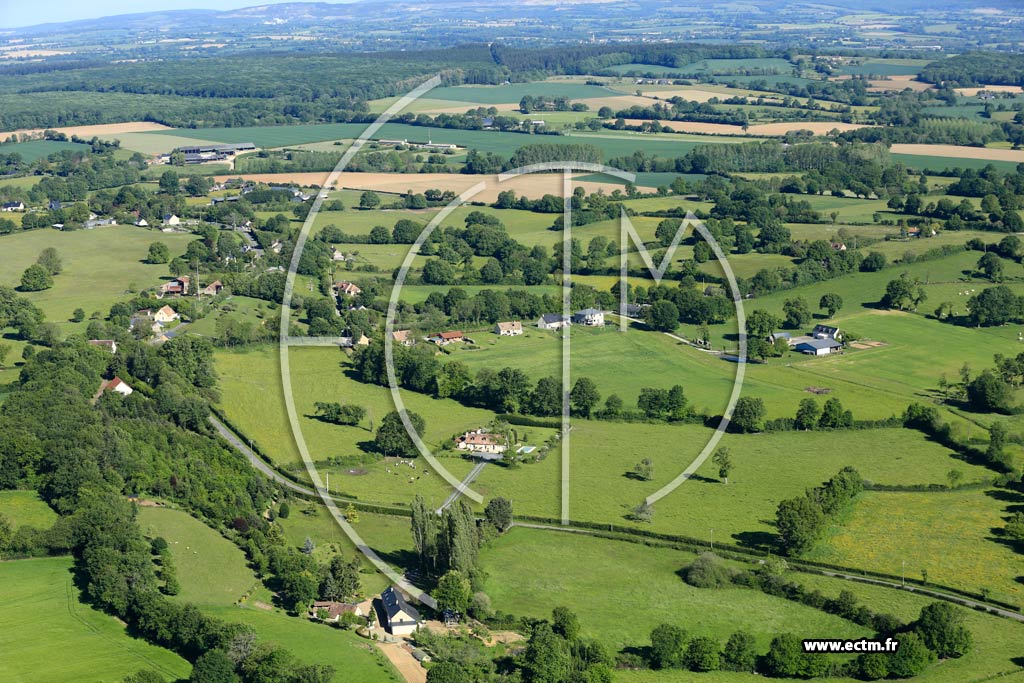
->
818, 293, 843, 318
148, 242, 170, 264
374, 411, 425, 457
632, 501, 654, 523
570, 377, 600, 418
71, 308, 85, 323
633, 457, 654, 481
159, 169, 180, 195
484, 497, 513, 532
783, 297, 811, 329
819, 397, 853, 429
776, 494, 826, 555
359, 191, 381, 209
746, 309, 780, 338
712, 447, 732, 483
887, 632, 934, 678
795, 398, 821, 430
977, 252, 1004, 281
36, 247, 62, 275
731, 397, 765, 433
915, 602, 972, 658
19, 264, 53, 292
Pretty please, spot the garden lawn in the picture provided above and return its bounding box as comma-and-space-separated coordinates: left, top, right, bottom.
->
0, 557, 189, 683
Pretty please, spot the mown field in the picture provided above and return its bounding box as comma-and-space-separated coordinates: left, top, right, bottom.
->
0, 557, 190, 683
0, 225, 194, 331
0, 138, 90, 162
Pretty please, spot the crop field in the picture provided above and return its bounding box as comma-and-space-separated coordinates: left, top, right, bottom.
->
137, 506, 259, 606
799, 194, 892, 223
0, 557, 190, 683
0, 139, 90, 162
0, 490, 57, 529
820, 489, 1024, 607
0, 226, 195, 331
836, 59, 929, 76
481, 527, 871, 652
892, 153, 1022, 174
417, 82, 619, 104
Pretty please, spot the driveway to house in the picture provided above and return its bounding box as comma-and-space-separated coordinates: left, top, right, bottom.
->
375, 641, 426, 683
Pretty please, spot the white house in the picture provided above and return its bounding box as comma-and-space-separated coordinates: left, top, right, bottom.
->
455, 429, 507, 456
2, 201, 25, 212
381, 586, 420, 636
494, 321, 523, 336
162, 213, 180, 226
812, 324, 841, 341
572, 308, 605, 327
87, 339, 118, 354
135, 218, 149, 227
537, 313, 570, 331
106, 377, 134, 396
154, 305, 180, 325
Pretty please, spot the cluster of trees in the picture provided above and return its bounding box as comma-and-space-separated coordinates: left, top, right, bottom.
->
19, 247, 63, 292
775, 467, 864, 555
919, 52, 1024, 87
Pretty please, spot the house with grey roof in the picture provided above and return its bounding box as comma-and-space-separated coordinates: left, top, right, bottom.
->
572, 308, 605, 327
381, 586, 420, 636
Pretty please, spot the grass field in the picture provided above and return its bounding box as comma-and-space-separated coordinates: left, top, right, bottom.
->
481, 527, 870, 652
0, 557, 190, 682
0, 490, 57, 529
137, 506, 259, 606
819, 489, 1024, 607
135, 504, 403, 683
0, 225, 195, 331
0, 139, 90, 162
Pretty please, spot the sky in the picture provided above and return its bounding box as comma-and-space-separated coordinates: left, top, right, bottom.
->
0, 0, 313, 28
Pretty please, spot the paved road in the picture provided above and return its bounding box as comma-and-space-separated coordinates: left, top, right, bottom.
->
209, 415, 318, 496
438, 460, 488, 512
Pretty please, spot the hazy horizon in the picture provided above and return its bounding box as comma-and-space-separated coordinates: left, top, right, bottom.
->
0, 0, 345, 29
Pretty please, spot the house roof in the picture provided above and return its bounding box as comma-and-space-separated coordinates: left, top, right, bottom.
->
382, 586, 420, 623
539, 313, 567, 324
311, 601, 357, 619
576, 308, 602, 316
797, 339, 841, 350
156, 305, 178, 317
771, 331, 791, 340
458, 431, 502, 446
438, 331, 463, 340
495, 321, 522, 332
812, 325, 839, 335
107, 377, 131, 392
392, 330, 411, 342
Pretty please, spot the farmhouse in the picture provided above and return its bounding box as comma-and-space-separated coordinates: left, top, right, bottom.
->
391, 330, 415, 346
428, 331, 465, 346
812, 324, 841, 341
309, 601, 362, 623
87, 339, 118, 354
494, 321, 523, 336
200, 280, 224, 297
537, 313, 570, 330
105, 377, 134, 396
154, 305, 180, 324
333, 281, 362, 297
619, 303, 645, 317
381, 586, 420, 636
455, 429, 507, 457
2, 201, 24, 211
795, 338, 842, 356
134, 218, 149, 227
162, 213, 181, 226
158, 276, 190, 298
572, 308, 605, 327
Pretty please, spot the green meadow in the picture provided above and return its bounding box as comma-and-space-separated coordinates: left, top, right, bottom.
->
0, 489, 58, 529
0, 557, 190, 683
0, 225, 194, 331
0, 139, 90, 162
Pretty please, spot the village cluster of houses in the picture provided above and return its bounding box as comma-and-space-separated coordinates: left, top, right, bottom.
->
770, 324, 843, 356
156, 276, 224, 299
130, 304, 183, 339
